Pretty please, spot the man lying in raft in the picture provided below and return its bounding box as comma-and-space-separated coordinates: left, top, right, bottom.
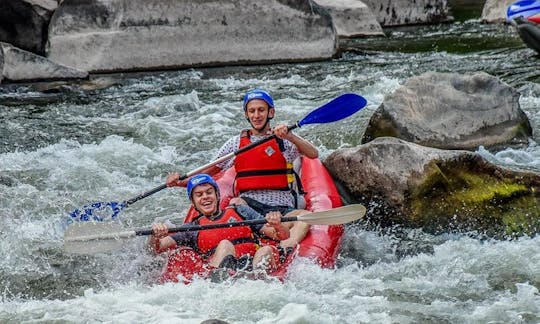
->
149, 173, 290, 279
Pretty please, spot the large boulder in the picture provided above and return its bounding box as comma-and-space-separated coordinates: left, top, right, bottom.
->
325, 137, 540, 237
361, 0, 453, 26
47, 0, 337, 72
314, 0, 384, 37
362, 72, 532, 150
482, 0, 515, 23
0, 42, 87, 82
0, 0, 57, 55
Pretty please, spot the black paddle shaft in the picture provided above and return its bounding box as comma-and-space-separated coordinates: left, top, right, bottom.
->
135, 216, 299, 236
124, 183, 167, 206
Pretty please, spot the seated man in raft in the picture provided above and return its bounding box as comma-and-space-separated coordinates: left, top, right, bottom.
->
149, 173, 290, 277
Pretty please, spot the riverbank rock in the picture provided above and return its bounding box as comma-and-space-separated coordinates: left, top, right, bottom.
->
325, 137, 540, 237
47, 0, 337, 73
0, 42, 87, 83
362, 72, 532, 150
28, 76, 122, 94
481, 0, 515, 23
362, 0, 453, 26
0, 0, 57, 55
314, 0, 384, 37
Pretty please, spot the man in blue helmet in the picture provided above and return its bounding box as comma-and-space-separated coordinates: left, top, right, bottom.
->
151, 173, 290, 277
167, 89, 318, 252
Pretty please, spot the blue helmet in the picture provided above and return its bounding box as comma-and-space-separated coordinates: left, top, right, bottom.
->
242, 89, 274, 111
186, 174, 219, 200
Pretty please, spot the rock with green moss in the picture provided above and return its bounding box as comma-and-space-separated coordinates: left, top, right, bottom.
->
325, 137, 540, 237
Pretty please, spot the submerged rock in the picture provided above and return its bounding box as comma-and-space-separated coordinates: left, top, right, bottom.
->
30, 76, 122, 93
325, 137, 540, 237
0, 42, 88, 82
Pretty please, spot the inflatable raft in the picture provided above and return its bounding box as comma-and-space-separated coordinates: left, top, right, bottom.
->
507, 0, 540, 54
159, 157, 345, 283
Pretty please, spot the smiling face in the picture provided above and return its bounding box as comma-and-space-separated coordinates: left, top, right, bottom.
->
191, 183, 219, 216
244, 99, 274, 134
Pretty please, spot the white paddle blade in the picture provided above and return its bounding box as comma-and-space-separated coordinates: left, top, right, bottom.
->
297, 204, 366, 225
64, 222, 136, 254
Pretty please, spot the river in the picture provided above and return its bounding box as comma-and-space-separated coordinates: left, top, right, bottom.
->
1, 19, 539, 323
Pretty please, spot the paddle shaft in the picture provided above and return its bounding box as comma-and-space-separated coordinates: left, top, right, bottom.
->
64, 217, 300, 243
122, 124, 300, 206
138, 216, 299, 236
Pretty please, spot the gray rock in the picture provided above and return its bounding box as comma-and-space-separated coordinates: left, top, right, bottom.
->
29, 77, 121, 93
482, 0, 515, 23
0, 42, 88, 82
362, 71, 532, 150
314, 0, 384, 37
0, 174, 16, 187
47, 0, 337, 72
0, 46, 3, 84
201, 320, 229, 324
0, 0, 57, 54
325, 137, 540, 237
328, 137, 464, 207
362, 0, 453, 26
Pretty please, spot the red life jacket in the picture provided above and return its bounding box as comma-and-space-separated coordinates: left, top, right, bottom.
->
234, 130, 294, 195
196, 207, 258, 257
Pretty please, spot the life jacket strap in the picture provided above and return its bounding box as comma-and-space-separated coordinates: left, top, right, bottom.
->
236, 168, 293, 177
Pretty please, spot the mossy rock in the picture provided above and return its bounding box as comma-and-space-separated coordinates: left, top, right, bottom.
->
325, 137, 540, 238
407, 157, 540, 237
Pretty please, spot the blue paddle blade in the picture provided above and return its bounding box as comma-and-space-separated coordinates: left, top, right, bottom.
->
298, 93, 367, 127
69, 201, 127, 222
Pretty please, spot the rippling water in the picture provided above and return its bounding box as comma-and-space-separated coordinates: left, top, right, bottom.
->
1, 21, 539, 323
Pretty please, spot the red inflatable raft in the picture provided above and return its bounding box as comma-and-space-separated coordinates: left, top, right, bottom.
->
159, 157, 344, 283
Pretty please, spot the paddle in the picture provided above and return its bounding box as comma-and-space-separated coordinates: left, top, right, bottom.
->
68, 93, 368, 222
64, 204, 366, 254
